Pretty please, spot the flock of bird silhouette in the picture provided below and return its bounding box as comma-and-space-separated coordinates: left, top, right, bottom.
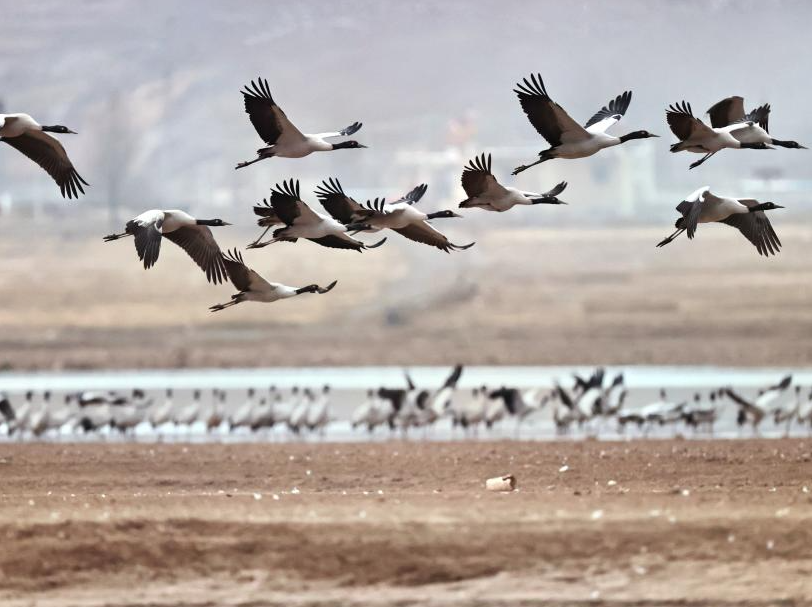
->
1, 74, 806, 311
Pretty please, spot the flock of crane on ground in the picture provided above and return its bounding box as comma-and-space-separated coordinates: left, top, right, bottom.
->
2, 369, 811, 441
1, 74, 805, 311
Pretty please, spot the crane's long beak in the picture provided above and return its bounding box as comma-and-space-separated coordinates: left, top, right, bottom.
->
68, 129, 78, 134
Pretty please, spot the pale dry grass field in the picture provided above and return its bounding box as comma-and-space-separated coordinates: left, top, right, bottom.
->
1, 218, 812, 369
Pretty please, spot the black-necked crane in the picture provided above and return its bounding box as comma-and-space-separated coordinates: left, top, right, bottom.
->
773, 385, 802, 436
427, 364, 464, 418
682, 392, 720, 436
0, 113, 88, 198
706, 97, 806, 151
352, 389, 386, 433
111, 395, 152, 436
270, 387, 297, 429
288, 388, 313, 435
656, 186, 783, 256
666, 101, 774, 169
41, 395, 75, 436
0, 393, 15, 431
103, 210, 231, 283
392, 373, 431, 432
306, 385, 331, 434
249, 396, 275, 433
246, 179, 386, 251
235, 78, 365, 169
229, 389, 255, 432
512, 74, 657, 174
76, 391, 116, 407
11, 391, 35, 436
638, 389, 685, 428
488, 386, 545, 436
149, 389, 175, 431
484, 389, 508, 430
209, 249, 337, 312
315, 177, 428, 228
459, 153, 567, 212
206, 390, 227, 433
755, 375, 793, 408
723, 375, 792, 435
453, 387, 489, 436
250, 388, 280, 434
77, 400, 113, 434
331, 183, 475, 253
173, 390, 201, 431
376, 371, 422, 433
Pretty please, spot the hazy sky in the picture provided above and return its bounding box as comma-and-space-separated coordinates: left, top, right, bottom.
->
1, 0, 811, 217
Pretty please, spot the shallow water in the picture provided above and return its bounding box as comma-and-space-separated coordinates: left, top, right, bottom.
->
1, 366, 811, 441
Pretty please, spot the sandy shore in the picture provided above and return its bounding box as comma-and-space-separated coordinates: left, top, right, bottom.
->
0, 439, 810, 606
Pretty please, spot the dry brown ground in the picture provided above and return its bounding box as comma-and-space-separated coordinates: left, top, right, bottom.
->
2, 221, 812, 369
0, 439, 811, 606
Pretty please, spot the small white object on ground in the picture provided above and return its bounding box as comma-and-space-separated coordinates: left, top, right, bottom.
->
485, 474, 516, 492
